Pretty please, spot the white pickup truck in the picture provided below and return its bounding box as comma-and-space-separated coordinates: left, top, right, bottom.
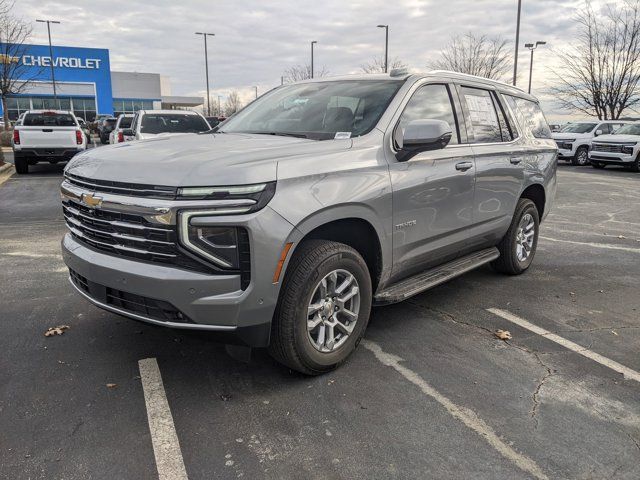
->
12, 110, 87, 174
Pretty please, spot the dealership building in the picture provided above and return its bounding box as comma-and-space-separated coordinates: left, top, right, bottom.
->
0, 43, 203, 121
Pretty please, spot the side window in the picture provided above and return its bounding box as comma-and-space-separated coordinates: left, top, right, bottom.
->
598, 124, 610, 135
506, 95, 552, 139
491, 92, 515, 141
460, 87, 502, 143
611, 123, 624, 133
396, 83, 460, 146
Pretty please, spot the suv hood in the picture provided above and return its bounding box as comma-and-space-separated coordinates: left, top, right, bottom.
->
591, 134, 640, 143
65, 132, 352, 186
552, 132, 592, 140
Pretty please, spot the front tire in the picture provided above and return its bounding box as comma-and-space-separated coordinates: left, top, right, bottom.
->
572, 146, 589, 166
630, 153, 640, 173
492, 198, 540, 275
269, 240, 372, 375
14, 155, 29, 174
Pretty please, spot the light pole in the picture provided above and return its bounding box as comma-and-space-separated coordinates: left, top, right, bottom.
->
36, 19, 60, 100
195, 32, 215, 116
512, 0, 522, 86
218, 95, 222, 115
525, 41, 546, 94
310, 40, 317, 79
253, 86, 258, 99
377, 24, 389, 73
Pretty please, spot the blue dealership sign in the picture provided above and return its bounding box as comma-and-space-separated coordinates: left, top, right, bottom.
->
0, 43, 113, 115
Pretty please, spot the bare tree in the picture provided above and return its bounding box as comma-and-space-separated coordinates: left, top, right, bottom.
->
224, 91, 243, 116
361, 56, 407, 74
549, 1, 640, 120
428, 32, 511, 81
0, 4, 38, 130
282, 64, 329, 83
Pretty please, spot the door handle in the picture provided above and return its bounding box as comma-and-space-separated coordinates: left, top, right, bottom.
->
510, 156, 523, 165
455, 161, 473, 171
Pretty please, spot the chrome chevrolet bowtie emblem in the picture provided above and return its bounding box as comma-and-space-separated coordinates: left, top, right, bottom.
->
81, 193, 103, 209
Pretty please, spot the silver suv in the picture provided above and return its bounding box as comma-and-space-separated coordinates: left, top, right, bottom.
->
61, 71, 557, 374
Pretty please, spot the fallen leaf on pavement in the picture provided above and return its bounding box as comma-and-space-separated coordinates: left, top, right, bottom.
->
44, 325, 70, 337
106, 383, 117, 388
494, 330, 512, 340
618, 235, 626, 239
611, 330, 618, 336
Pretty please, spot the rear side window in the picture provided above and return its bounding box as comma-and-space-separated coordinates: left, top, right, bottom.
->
460, 87, 503, 143
119, 117, 133, 128
505, 96, 552, 139
23, 113, 76, 127
396, 83, 460, 145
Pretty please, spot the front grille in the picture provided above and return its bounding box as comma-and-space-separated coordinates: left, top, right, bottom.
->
69, 268, 192, 323
63, 199, 213, 274
63, 199, 251, 287
591, 143, 624, 153
65, 173, 178, 199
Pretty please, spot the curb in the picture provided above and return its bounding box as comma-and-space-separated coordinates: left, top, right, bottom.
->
0, 162, 13, 174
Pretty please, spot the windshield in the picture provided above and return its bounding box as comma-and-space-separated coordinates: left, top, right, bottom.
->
140, 114, 210, 134
560, 123, 597, 134
612, 123, 640, 136
23, 113, 76, 127
220, 80, 403, 140
118, 117, 133, 128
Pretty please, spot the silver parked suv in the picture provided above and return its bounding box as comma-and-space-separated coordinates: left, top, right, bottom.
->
61, 70, 557, 374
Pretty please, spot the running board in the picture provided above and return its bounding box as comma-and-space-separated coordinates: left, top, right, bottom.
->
374, 247, 500, 305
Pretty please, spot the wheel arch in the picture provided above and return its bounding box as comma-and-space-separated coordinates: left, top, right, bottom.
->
283, 206, 390, 292
520, 183, 546, 220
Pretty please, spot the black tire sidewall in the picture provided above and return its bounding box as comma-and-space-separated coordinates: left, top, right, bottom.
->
291, 248, 372, 370
508, 201, 539, 272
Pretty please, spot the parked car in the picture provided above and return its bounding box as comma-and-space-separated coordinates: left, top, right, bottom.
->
89, 114, 112, 133
108, 114, 135, 144
98, 117, 117, 144
205, 116, 226, 128
76, 117, 91, 144
123, 110, 211, 140
61, 71, 556, 374
589, 122, 640, 171
13, 110, 87, 174
552, 120, 629, 166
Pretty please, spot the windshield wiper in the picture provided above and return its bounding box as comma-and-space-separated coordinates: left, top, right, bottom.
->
249, 131, 309, 139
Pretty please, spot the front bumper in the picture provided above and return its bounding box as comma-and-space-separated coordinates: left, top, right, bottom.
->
60, 180, 298, 346
588, 151, 636, 164
556, 147, 575, 159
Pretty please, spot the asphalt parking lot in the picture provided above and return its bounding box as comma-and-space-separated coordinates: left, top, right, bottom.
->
1, 157, 639, 480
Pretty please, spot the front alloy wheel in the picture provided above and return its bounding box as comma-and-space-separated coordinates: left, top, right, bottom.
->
269, 240, 372, 375
307, 269, 360, 353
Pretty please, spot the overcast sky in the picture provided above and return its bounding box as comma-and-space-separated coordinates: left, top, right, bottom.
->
14, 0, 615, 121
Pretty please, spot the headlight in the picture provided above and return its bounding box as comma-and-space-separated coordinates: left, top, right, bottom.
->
622, 144, 635, 155
179, 217, 242, 268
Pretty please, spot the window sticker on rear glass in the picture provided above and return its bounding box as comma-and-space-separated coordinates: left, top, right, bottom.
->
334, 132, 352, 139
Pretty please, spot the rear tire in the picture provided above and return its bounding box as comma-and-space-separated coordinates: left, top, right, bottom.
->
492, 198, 540, 275
571, 146, 589, 166
269, 240, 372, 375
14, 155, 29, 174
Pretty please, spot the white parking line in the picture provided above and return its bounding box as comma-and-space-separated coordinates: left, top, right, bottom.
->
539, 236, 640, 254
362, 340, 548, 480
139, 358, 188, 480
487, 308, 640, 384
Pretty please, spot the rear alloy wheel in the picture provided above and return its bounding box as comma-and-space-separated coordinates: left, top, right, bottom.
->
269, 240, 372, 375
572, 146, 589, 166
492, 198, 540, 275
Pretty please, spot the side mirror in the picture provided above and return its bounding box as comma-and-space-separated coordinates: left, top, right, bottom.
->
122, 128, 135, 137
396, 119, 452, 162
595, 129, 603, 136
